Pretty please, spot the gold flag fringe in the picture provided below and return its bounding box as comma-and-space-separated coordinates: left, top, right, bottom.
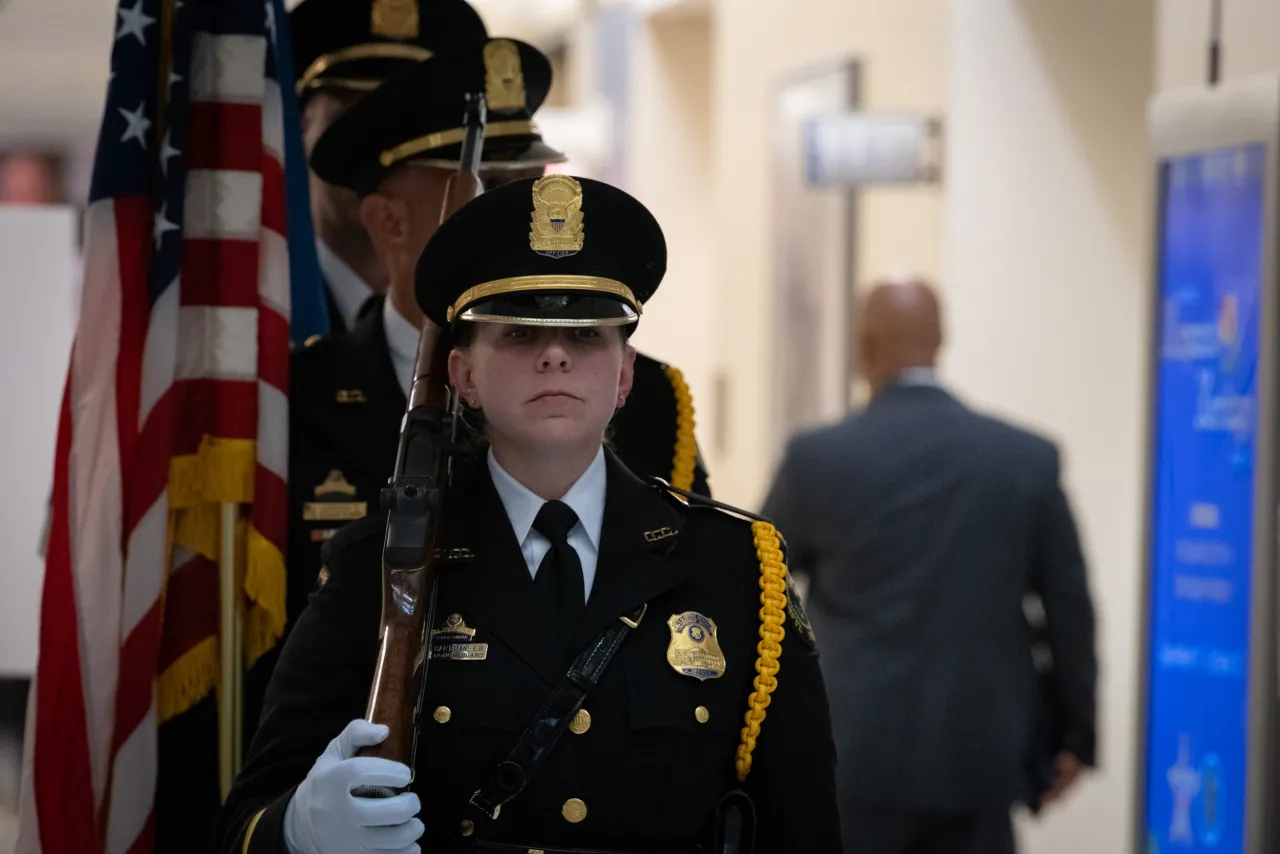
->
156, 435, 288, 724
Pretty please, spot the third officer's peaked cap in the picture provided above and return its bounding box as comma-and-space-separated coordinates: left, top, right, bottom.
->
309, 37, 565, 194
289, 0, 487, 98
415, 175, 666, 330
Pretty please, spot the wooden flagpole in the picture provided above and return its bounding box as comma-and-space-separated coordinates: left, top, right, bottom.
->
218, 502, 241, 801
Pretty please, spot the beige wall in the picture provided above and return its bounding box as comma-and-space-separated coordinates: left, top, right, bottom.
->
708, 0, 947, 506
944, 1, 1154, 851
626, 5, 719, 473
623, 0, 1280, 850
628, 2, 1280, 849
1158, 0, 1280, 92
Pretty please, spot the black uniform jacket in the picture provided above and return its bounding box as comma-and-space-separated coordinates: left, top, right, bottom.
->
287, 298, 711, 627
323, 282, 346, 338
218, 451, 840, 854
250, 298, 715, 742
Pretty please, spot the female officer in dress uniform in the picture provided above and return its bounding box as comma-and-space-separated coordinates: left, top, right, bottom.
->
215, 175, 840, 854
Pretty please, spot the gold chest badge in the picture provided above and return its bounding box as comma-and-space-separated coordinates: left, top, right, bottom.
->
666, 612, 726, 681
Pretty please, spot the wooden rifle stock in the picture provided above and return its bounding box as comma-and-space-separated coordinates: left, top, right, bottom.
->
354, 93, 487, 794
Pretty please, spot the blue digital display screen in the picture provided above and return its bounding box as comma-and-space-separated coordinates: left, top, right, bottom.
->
1145, 143, 1266, 852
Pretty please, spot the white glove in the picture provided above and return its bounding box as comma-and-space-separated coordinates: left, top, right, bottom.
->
283, 720, 424, 854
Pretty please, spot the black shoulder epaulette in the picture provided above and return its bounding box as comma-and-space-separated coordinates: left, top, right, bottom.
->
318, 512, 384, 562
647, 477, 775, 526
648, 476, 791, 555
292, 331, 335, 359
313, 513, 384, 592
652, 478, 811, 655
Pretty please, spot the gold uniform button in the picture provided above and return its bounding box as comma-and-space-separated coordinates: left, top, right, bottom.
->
459, 820, 475, 837
695, 705, 710, 724
562, 798, 588, 823
433, 705, 452, 724
569, 708, 591, 735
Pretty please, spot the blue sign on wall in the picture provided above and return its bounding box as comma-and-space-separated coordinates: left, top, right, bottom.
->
1145, 143, 1266, 853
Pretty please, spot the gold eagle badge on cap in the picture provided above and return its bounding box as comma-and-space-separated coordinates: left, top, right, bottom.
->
371, 0, 419, 38
484, 39, 526, 113
530, 175, 585, 258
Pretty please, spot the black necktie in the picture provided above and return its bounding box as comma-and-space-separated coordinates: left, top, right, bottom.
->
532, 500, 586, 647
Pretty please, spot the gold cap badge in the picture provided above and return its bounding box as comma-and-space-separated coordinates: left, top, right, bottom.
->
371, 0, 419, 37
530, 175, 585, 258
484, 39, 526, 113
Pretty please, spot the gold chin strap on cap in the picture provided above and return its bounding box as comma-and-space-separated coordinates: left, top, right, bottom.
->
445, 275, 642, 323
296, 43, 433, 95
299, 76, 382, 94
735, 521, 787, 782
456, 312, 637, 328
380, 120, 540, 168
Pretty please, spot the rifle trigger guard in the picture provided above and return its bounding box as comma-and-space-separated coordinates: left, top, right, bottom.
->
468, 790, 501, 821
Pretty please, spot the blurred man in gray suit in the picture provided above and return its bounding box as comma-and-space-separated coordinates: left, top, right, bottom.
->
762, 279, 1098, 854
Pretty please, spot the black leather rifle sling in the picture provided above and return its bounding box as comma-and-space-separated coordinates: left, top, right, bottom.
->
465, 601, 649, 828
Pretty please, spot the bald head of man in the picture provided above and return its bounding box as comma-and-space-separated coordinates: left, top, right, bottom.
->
856, 278, 944, 395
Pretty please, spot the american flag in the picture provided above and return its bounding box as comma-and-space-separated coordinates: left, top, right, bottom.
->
15, 0, 295, 850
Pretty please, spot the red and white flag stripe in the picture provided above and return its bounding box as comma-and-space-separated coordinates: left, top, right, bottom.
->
17, 20, 290, 854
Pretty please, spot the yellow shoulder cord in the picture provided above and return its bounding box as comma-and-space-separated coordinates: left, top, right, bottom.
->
735, 521, 787, 781
242, 808, 266, 854
664, 365, 698, 493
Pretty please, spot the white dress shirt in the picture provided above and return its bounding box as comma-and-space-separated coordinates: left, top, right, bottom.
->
316, 238, 374, 332
382, 295, 420, 397
487, 447, 607, 602
896, 366, 942, 388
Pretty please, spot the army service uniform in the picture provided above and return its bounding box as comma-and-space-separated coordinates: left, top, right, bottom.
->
283, 298, 712, 647
219, 452, 839, 853
250, 30, 711, 746
256, 306, 712, 748
219, 172, 840, 852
